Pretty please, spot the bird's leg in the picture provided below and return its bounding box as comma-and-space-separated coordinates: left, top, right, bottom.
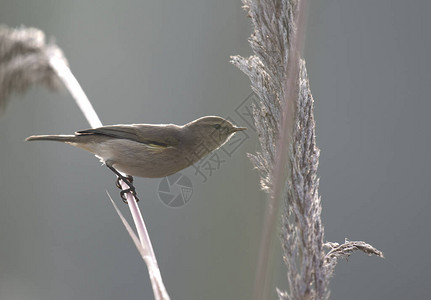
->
106, 165, 139, 203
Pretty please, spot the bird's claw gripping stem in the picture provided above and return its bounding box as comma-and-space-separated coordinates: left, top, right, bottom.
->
107, 165, 139, 204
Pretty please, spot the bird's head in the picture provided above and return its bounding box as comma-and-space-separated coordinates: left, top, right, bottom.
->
184, 116, 246, 151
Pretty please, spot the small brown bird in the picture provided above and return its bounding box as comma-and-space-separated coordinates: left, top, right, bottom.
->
26, 116, 246, 201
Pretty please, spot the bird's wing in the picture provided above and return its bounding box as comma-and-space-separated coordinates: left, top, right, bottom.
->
76, 124, 180, 147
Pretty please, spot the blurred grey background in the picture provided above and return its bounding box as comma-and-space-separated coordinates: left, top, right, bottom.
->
0, 0, 430, 299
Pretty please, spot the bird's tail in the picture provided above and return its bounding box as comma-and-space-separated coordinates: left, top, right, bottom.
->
25, 135, 78, 143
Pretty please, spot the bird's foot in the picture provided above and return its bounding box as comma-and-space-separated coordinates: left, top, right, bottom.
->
107, 165, 139, 204
119, 186, 139, 204
115, 175, 133, 189
116, 175, 139, 204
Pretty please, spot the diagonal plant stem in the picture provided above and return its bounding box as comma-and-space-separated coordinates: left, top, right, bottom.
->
49, 56, 102, 128
0, 25, 170, 300
241, 0, 306, 300
49, 51, 170, 300
253, 0, 308, 299
108, 193, 170, 300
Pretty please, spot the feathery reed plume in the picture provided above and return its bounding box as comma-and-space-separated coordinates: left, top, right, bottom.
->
232, 1, 383, 299
0, 26, 66, 112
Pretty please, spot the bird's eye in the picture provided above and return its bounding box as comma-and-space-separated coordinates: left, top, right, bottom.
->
213, 124, 221, 130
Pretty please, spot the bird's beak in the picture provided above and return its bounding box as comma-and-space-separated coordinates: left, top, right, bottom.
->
233, 126, 247, 132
